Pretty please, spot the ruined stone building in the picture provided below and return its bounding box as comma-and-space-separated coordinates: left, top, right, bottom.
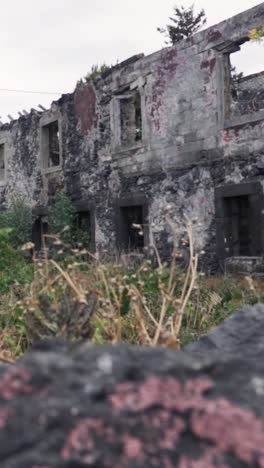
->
0, 3, 264, 272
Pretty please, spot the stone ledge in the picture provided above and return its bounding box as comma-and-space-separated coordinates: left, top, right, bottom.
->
224, 110, 264, 129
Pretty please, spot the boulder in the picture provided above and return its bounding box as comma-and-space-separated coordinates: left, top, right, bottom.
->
0, 305, 264, 466
185, 303, 264, 357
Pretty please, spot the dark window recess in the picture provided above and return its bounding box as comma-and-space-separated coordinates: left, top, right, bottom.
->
120, 91, 142, 146
120, 205, 144, 251
48, 121, 60, 167
42, 120, 60, 169
223, 195, 251, 256
134, 91, 142, 141
76, 211, 91, 246
0, 144, 5, 180
32, 217, 48, 251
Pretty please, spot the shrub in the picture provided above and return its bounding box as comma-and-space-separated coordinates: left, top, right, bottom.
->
48, 191, 92, 249
48, 191, 76, 242
0, 228, 33, 294
0, 194, 32, 246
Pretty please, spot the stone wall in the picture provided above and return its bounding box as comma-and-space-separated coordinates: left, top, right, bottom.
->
0, 3, 264, 272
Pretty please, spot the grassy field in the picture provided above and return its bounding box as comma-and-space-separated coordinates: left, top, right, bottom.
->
0, 242, 263, 362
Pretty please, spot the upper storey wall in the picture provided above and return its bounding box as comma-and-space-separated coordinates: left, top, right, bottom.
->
0, 2, 263, 206
70, 2, 264, 176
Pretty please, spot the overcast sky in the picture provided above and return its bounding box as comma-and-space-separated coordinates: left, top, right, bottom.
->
0, 0, 263, 122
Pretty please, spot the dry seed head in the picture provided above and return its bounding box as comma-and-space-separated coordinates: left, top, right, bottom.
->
128, 289, 136, 297
60, 225, 70, 233
21, 242, 35, 251
53, 240, 63, 246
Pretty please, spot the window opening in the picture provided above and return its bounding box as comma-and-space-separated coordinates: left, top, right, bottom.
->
76, 211, 92, 247
42, 120, 60, 169
32, 216, 48, 251
226, 39, 264, 117
223, 195, 251, 256
0, 144, 5, 180
120, 205, 144, 251
120, 90, 142, 146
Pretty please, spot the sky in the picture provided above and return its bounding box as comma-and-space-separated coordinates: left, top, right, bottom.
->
0, 0, 263, 122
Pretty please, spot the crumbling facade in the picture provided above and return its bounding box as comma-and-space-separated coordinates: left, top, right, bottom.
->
0, 3, 264, 272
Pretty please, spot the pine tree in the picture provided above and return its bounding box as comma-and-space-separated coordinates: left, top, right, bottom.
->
158, 4, 207, 45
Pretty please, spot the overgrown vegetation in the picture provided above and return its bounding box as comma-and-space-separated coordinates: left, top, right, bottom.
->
48, 191, 76, 242
0, 191, 263, 362
0, 194, 32, 246
0, 228, 33, 295
48, 191, 91, 247
0, 195, 33, 296
0, 203, 263, 362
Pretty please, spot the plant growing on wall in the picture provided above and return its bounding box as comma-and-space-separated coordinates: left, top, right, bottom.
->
158, 4, 207, 45
85, 63, 112, 81
249, 27, 264, 43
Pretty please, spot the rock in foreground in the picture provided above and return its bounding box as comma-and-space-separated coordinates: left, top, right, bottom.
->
1, 305, 264, 467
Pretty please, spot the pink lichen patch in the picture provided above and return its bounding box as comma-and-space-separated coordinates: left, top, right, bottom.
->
31, 466, 51, 468
110, 376, 213, 413
149, 48, 178, 133
0, 367, 32, 401
0, 407, 14, 429
109, 376, 264, 466
207, 30, 222, 43
74, 83, 98, 134
179, 448, 228, 468
159, 417, 186, 450
200, 58, 216, 74
122, 434, 144, 460
223, 129, 234, 144
191, 398, 264, 465
161, 48, 178, 79
61, 418, 114, 461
